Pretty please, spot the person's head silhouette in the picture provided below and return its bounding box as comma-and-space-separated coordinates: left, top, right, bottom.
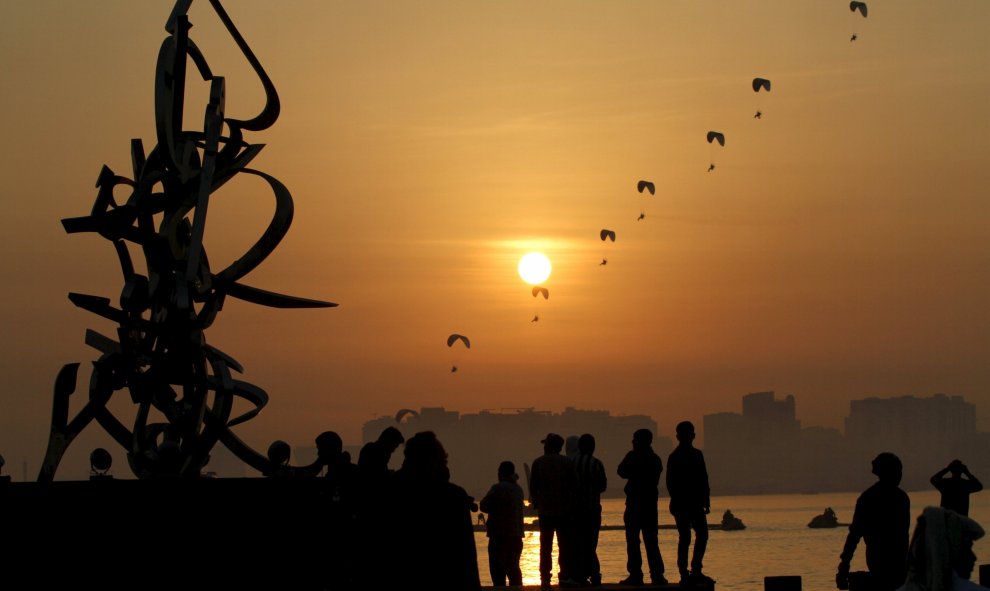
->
541, 433, 564, 454
402, 431, 448, 481
675, 421, 696, 445
316, 431, 343, 464
498, 460, 517, 482
872, 452, 903, 486
578, 433, 596, 455
379, 426, 405, 452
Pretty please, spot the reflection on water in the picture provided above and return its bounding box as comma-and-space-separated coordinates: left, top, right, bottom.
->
520, 530, 548, 587
477, 489, 990, 590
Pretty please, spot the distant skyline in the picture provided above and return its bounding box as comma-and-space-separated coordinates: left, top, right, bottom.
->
1, 1, 988, 479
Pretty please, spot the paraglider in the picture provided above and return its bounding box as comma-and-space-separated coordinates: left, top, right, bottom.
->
600, 229, 615, 266
636, 180, 655, 219
752, 77, 771, 119
530, 286, 549, 323
447, 333, 470, 373
395, 408, 419, 424
707, 131, 725, 172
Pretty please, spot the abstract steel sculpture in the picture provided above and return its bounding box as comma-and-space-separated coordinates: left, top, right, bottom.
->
40, 0, 335, 481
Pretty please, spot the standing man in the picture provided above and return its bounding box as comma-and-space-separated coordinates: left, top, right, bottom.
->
617, 428, 667, 586
666, 421, 714, 586
836, 452, 911, 591
931, 459, 983, 516
572, 433, 608, 586
480, 461, 525, 587
530, 433, 577, 588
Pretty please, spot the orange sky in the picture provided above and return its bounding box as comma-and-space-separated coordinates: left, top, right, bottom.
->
1, 1, 988, 479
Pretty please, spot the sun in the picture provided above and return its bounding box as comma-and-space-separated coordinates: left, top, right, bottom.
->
518, 252, 552, 285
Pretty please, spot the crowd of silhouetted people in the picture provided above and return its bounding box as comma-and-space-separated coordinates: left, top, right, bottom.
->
280, 421, 717, 589
299, 424, 987, 590
5, 425, 986, 590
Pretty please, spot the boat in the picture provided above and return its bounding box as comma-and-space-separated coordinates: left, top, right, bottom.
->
720, 509, 746, 531
808, 507, 844, 528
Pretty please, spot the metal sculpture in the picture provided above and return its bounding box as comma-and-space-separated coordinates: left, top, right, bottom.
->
40, 0, 335, 481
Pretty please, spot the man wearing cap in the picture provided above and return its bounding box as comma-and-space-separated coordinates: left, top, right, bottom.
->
836, 452, 911, 591
531, 433, 578, 588
617, 428, 667, 586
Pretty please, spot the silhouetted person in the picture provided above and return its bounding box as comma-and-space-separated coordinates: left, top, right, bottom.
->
356, 427, 405, 580
896, 506, 984, 591
264, 439, 292, 477
931, 460, 983, 516
617, 428, 667, 586
573, 433, 608, 586
754, 110, 762, 119
667, 420, 713, 586
531, 432, 577, 588
480, 461, 525, 587
90, 447, 113, 480
317, 430, 357, 499
851, 34, 858, 42
385, 431, 480, 590
707, 164, 715, 172
359, 426, 404, 481
314, 431, 357, 588
837, 452, 910, 591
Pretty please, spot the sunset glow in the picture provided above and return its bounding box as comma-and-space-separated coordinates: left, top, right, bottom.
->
0, 1, 988, 482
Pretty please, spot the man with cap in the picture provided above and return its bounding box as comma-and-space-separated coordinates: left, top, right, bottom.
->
617, 428, 667, 586
836, 452, 911, 591
530, 433, 578, 588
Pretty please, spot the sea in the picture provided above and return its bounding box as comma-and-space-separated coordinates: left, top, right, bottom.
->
474, 489, 990, 589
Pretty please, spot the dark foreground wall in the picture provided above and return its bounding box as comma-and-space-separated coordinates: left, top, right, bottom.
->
3, 478, 333, 590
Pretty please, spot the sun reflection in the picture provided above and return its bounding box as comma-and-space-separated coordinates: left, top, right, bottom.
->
520, 529, 553, 586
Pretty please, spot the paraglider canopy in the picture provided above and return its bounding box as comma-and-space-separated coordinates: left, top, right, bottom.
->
600, 229, 616, 242
395, 408, 420, 424
752, 78, 771, 92
637, 180, 655, 195
707, 131, 725, 146
532, 286, 549, 300
447, 333, 470, 349
850, 1, 867, 17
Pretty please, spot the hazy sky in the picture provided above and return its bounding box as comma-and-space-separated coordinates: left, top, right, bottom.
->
1, 1, 988, 479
